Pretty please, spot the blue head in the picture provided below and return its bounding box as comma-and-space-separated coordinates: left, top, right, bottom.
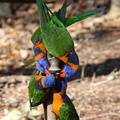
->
35, 57, 50, 73
33, 47, 42, 56
63, 64, 79, 78
36, 74, 55, 89
43, 74, 55, 88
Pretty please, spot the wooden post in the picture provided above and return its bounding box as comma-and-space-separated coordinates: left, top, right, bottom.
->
46, 57, 61, 120
36, 1, 60, 119
47, 87, 57, 120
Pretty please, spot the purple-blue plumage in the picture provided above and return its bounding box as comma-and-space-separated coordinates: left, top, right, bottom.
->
35, 57, 50, 73
55, 78, 67, 92
44, 74, 56, 87
33, 40, 50, 73
35, 74, 55, 89
63, 64, 79, 78
67, 49, 79, 65
33, 47, 43, 56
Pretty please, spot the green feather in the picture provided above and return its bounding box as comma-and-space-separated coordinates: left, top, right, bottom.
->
23, 2, 105, 68
28, 72, 49, 107
64, 6, 106, 27
54, 0, 68, 23
31, 26, 41, 43
36, 0, 74, 56
60, 95, 79, 120
20, 58, 36, 68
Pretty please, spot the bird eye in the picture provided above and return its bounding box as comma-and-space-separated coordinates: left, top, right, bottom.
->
66, 72, 70, 75
40, 64, 43, 67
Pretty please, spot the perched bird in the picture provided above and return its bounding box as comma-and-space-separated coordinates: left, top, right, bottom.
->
36, 0, 73, 57
52, 77, 79, 120
32, 26, 50, 73
23, 0, 105, 73
58, 48, 80, 78
29, 71, 55, 107
36, 0, 105, 57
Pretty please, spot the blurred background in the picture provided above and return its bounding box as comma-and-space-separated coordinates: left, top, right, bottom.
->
0, 0, 120, 120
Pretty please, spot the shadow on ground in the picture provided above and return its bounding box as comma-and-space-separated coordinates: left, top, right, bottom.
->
0, 57, 120, 81
69, 57, 120, 80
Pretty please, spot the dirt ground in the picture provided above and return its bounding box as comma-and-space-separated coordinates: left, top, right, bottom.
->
0, 2, 120, 120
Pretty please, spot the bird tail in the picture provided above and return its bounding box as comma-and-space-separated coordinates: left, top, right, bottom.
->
54, 0, 68, 23
64, 6, 106, 27
36, 0, 51, 28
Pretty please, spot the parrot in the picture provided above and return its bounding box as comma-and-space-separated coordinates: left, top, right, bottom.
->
58, 48, 79, 78
32, 26, 50, 73
29, 71, 56, 107
22, 0, 105, 75
33, 38, 50, 73
23, 0, 105, 73
36, 0, 105, 57
52, 77, 79, 120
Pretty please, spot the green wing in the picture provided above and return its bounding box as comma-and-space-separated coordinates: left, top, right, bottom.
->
54, 0, 68, 23
60, 96, 79, 120
20, 58, 35, 68
31, 26, 41, 43
42, 16, 74, 56
28, 73, 49, 107
64, 7, 106, 27
36, 0, 74, 56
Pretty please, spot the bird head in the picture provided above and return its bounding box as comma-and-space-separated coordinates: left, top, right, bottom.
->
43, 74, 56, 88
60, 64, 79, 78
35, 57, 50, 73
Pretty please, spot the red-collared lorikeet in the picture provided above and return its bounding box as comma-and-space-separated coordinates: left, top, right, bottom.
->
23, 0, 105, 75
33, 38, 50, 73
29, 71, 55, 107
52, 77, 79, 120
36, 0, 105, 57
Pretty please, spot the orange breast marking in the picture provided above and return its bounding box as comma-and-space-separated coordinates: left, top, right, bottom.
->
68, 62, 80, 70
35, 53, 45, 60
34, 43, 46, 53
35, 75, 45, 81
39, 43, 46, 53
58, 88, 66, 94
52, 93, 64, 116
57, 54, 68, 63
41, 78, 48, 88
